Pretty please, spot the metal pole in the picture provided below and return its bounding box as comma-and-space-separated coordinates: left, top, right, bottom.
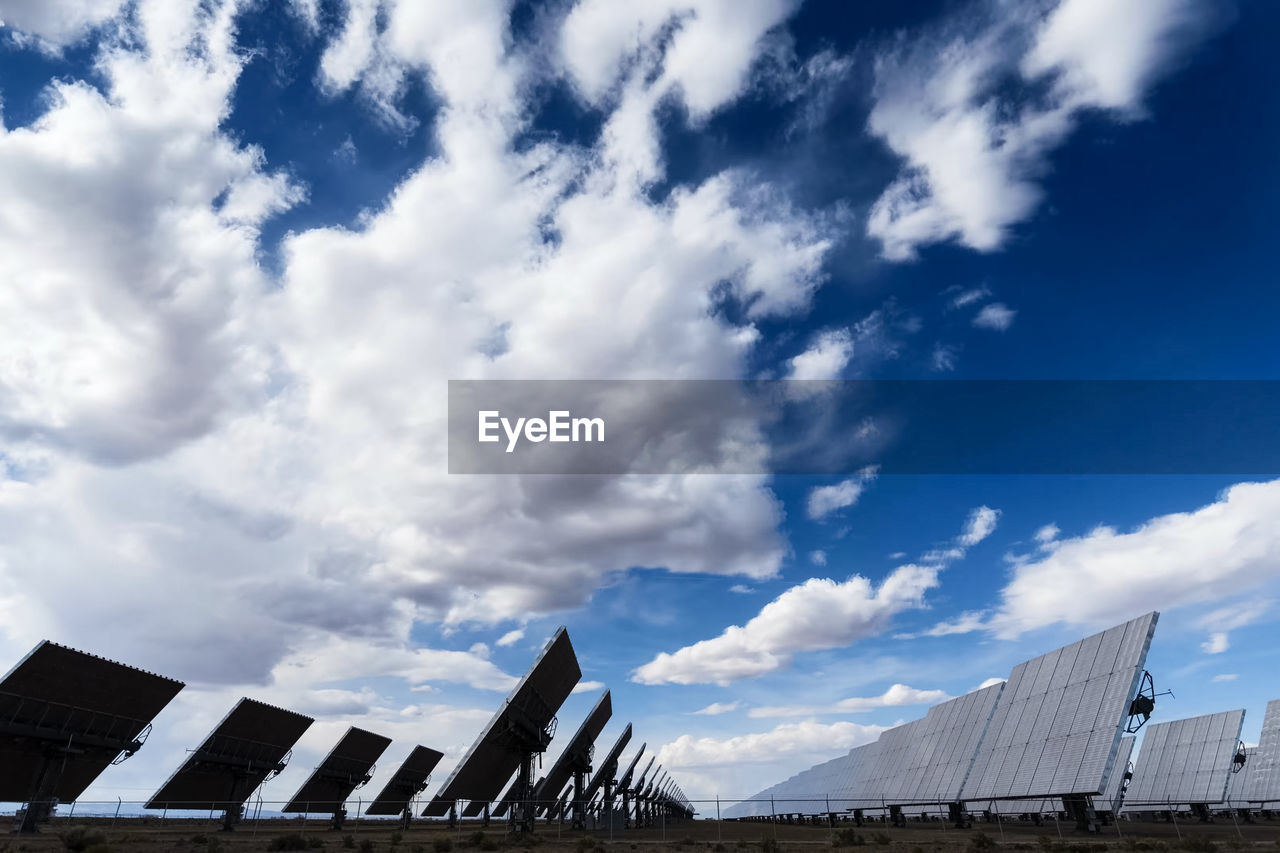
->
717, 797, 722, 844
1229, 803, 1243, 839
1053, 807, 1062, 840
995, 806, 1004, 841
1169, 800, 1181, 840
113, 797, 122, 828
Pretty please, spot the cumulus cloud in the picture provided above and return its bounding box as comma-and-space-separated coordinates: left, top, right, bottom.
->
810, 550, 828, 566
959, 505, 1001, 546
1034, 523, 1060, 544
692, 701, 742, 716
0, 0, 128, 48
972, 302, 1017, 330
806, 467, 878, 520
866, 0, 1222, 260
631, 563, 939, 685
729, 584, 756, 594
496, 628, 525, 647
572, 680, 607, 694
657, 719, 886, 769
988, 480, 1280, 638
1201, 633, 1229, 655
749, 683, 950, 718
0, 0, 842, 734
787, 328, 855, 381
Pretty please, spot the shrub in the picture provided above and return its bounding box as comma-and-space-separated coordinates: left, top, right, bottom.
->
391, 833, 404, 846
760, 839, 780, 853
576, 839, 597, 853
343, 836, 356, 850
871, 833, 892, 846
60, 829, 109, 853
433, 839, 454, 853
310, 838, 325, 850
1177, 840, 1216, 853
833, 829, 866, 848
270, 833, 311, 852
358, 840, 375, 853
969, 832, 996, 851
479, 839, 498, 852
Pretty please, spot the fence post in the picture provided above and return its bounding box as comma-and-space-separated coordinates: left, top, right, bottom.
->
717, 797, 721, 844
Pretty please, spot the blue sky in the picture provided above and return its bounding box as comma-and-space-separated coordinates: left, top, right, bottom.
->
1, 0, 1278, 809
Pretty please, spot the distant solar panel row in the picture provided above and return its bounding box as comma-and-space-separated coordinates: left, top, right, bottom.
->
726, 612, 1158, 819
1124, 710, 1244, 808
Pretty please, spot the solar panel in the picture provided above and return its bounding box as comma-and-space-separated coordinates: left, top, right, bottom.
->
423, 627, 581, 823
532, 690, 612, 818
1125, 710, 1245, 808
1098, 736, 1134, 812
857, 681, 1004, 807
581, 723, 632, 807
1248, 699, 1280, 805
0, 641, 184, 831
146, 698, 313, 822
282, 726, 392, 823
365, 746, 445, 817
960, 611, 1159, 802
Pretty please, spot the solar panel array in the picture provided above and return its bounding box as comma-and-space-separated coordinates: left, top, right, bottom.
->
424, 627, 582, 816
532, 689, 612, 813
365, 746, 445, 816
858, 682, 1004, 806
0, 641, 185, 804
963, 612, 1157, 801
728, 613, 1159, 819
1246, 699, 1280, 805
284, 726, 393, 813
1125, 710, 1245, 808
147, 698, 314, 810
0, 631, 711, 832
1099, 736, 1134, 812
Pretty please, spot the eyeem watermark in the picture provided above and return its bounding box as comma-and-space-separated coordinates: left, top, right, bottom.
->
478, 410, 605, 453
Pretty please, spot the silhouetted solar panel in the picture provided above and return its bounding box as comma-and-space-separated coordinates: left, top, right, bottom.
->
616, 743, 646, 790
582, 723, 632, 804
423, 627, 581, 817
365, 746, 445, 816
283, 726, 392, 813
0, 640, 184, 829
533, 690, 612, 814
147, 698, 313, 813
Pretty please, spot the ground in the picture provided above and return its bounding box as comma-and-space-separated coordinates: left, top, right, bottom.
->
4, 816, 1279, 853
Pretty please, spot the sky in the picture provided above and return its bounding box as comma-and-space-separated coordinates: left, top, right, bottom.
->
0, 0, 1278, 813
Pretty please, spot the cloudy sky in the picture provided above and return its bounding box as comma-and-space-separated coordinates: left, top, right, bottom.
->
1, 0, 1278, 811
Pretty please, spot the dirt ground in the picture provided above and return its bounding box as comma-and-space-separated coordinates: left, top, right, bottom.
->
5, 816, 1280, 853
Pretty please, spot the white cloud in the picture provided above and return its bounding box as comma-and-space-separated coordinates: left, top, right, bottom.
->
1034, 523, 1060, 544
749, 683, 950, 718
806, 467, 878, 520
989, 480, 1280, 638
496, 628, 525, 647
0, 0, 843, 718
1201, 632, 1229, 655
631, 563, 939, 685
866, 0, 1220, 260
1211, 673, 1238, 683
810, 550, 828, 566
920, 610, 989, 638
787, 328, 854, 381
959, 505, 1001, 546
657, 719, 886, 769
931, 343, 958, 372
729, 584, 756, 594
975, 676, 1006, 690
972, 302, 1017, 331
692, 701, 741, 716
949, 286, 991, 309
572, 680, 606, 694
0, 0, 127, 48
